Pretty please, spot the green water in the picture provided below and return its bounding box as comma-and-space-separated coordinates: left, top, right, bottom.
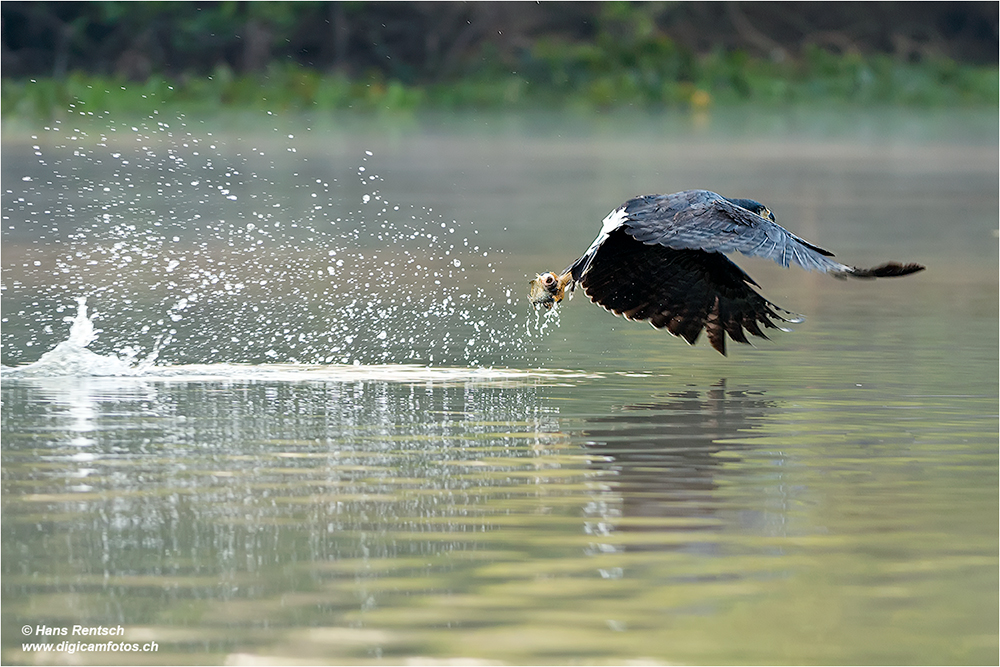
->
2, 108, 997, 664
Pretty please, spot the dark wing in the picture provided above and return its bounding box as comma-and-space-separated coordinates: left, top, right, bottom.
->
621, 191, 853, 274
580, 228, 799, 355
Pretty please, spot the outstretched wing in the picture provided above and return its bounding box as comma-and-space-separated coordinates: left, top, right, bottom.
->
621, 191, 853, 274
580, 228, 800, 355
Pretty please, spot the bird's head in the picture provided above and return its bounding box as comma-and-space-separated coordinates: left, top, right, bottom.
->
529, 271, 569, 310
728, 197, 775, 222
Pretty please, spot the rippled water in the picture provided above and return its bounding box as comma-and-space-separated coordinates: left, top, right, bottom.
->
2, 108, 997, 664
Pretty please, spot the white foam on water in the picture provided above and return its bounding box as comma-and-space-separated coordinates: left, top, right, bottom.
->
141, 363, 599, 386
2, 297, 593, 385
2, 298, 165, 377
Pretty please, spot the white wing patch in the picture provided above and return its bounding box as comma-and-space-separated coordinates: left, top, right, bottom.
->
583, 206, 628, 259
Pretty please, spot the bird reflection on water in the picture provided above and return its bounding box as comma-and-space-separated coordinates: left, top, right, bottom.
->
578, 381, 785, 555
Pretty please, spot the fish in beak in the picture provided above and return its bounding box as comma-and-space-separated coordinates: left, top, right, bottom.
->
529, 271, 572, 310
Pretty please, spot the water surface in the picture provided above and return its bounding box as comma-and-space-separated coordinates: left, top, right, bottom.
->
2, 108, 997, 665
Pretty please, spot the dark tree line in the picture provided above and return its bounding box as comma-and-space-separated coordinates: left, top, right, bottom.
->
3, 1, 997, 83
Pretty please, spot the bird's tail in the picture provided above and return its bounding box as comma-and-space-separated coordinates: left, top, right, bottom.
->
843, 262, 926, 279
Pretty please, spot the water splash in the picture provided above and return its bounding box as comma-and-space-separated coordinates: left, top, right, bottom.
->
2, 296, 595, 384
3, 297, 164, 377
2, 111, 536, 368
64, 296, 98, 348
527, 298, 563, 339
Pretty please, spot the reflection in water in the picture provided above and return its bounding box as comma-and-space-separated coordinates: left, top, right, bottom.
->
580, 382, 780, 558
3, 373, 997, 665
2, 375, 782, 663
3, 374, 569, 662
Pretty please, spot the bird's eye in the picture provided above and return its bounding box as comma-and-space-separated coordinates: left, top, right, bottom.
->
541, 273, 556, 287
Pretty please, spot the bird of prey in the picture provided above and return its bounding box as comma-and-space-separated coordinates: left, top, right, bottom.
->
528, 189, 924, 355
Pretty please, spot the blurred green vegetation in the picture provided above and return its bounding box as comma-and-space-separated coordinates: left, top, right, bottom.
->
3, 50, 995, 123
2, 1, 997, 120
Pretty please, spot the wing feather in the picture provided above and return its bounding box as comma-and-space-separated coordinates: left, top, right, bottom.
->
621, 190, 852, 274
579, 228, 798, 355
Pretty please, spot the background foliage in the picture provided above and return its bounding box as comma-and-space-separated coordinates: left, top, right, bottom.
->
2, 1, 998, 116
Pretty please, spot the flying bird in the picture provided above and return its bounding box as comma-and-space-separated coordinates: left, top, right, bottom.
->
528, 189, 924, 355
